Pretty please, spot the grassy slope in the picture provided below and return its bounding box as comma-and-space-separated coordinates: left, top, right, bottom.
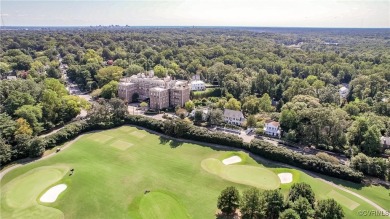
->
1, 126, 387, 219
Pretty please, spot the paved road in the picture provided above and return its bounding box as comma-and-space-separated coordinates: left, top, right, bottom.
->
2, 125, 387, 215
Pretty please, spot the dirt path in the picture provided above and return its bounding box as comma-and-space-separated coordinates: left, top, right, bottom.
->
1, 125, 388, 215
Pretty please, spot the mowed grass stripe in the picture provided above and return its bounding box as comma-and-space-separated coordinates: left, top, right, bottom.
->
110, 140, 134, 151
327, 190, 360, 210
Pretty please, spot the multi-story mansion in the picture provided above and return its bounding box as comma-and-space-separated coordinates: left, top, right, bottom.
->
118, 71, 190, 110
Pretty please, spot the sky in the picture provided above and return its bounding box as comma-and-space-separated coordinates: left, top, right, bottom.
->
0, 0, 389, 28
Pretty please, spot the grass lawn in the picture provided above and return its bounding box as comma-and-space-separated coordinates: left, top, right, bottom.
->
0, 126, 387, 219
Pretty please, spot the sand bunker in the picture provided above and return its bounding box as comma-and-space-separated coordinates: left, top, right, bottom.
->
40, 184, 67, 203
222, 156, 242, 165
278, 173, 293, 184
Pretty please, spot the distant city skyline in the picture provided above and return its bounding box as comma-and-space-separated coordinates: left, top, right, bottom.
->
1, 0, 389, 28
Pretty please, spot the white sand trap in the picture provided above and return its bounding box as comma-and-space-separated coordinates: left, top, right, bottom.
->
222, 156, 242, 165
278, 173, 293, 184
40, 184, 67, 203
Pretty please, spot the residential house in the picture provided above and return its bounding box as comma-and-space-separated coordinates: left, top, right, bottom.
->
264, 120, 281, 137
223, 109, 245, 126
190, 108, 209, 121
190, 80, 206, 91
380, 136, 390, 149
6, 76, 17, 80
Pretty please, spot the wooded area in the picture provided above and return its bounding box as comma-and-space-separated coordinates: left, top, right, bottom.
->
1, 28, 389, 180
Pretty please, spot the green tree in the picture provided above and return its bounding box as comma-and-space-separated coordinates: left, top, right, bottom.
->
246, 115, 256, 128
15, 105, 43, 134
194, 110, 203, 124
361, 126, 382, 156
61, 95, 91, 121
44, 78, 68, 97
184, 100, 195, 112
259, 93, 274, 112
125, 64, 144, 76
109, 98, 128, 124
96, 66, 124, 86
41, 89, 62, 127
13, 134, 32, 158
83, 49, 103, 64
241, 188, 265, 219
0, 113, 16, 142
315, 199, 344, 219
224, 98, 241, 111
28, 137, 46, 158
263, 189, 284, 219
287, 183, 316, 208
291, 197, 314, 219
46, 66, 61, 79
208, 109, 224, 126
0, 138, 12, 164
242, 95, 260, 115
153, 65, 168, 78
279, 209, 300, 219
163, 119, 190, 137
140, 102, 148, 108
100, 80, 118, 99
279, 109, 298, 131
0, 62, 11, 77
4, 91, 35, 115
217, 186, 240, 215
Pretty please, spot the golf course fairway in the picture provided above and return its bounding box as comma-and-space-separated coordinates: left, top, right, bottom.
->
1, 126, 388, 219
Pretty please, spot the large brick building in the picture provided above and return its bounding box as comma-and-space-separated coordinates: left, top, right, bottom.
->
118, 71, 190, 110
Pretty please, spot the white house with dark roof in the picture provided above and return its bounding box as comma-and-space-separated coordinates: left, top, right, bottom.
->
223, 109, 245, 126
264, 120, 281, 137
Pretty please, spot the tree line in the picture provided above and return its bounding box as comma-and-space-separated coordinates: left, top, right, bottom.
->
217, 183, 344, 219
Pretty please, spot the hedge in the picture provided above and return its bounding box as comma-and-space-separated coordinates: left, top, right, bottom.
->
11, 115, 363, 183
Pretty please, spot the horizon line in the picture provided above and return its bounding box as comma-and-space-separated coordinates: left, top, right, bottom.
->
1, 25, 390, 29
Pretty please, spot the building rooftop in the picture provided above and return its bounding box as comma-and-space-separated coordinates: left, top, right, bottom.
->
150, 87, 167, 92
119, 82, 135, 86
190, 80, 205, 84
266, 121, 280, 127
223, 109, 244, 118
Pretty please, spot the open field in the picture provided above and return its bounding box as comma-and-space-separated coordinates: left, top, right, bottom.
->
1, 126, 388, 219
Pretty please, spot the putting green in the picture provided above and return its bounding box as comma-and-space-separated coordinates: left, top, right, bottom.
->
139, 192, 190, 219
1, 166, 68, 219
201, 158, 281, 190
1, 126, 385, 219
110, 140, 134, 151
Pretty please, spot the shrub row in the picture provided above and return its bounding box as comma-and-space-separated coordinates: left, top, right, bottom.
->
15, 115, 363, 183
248, 140, 364, 183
